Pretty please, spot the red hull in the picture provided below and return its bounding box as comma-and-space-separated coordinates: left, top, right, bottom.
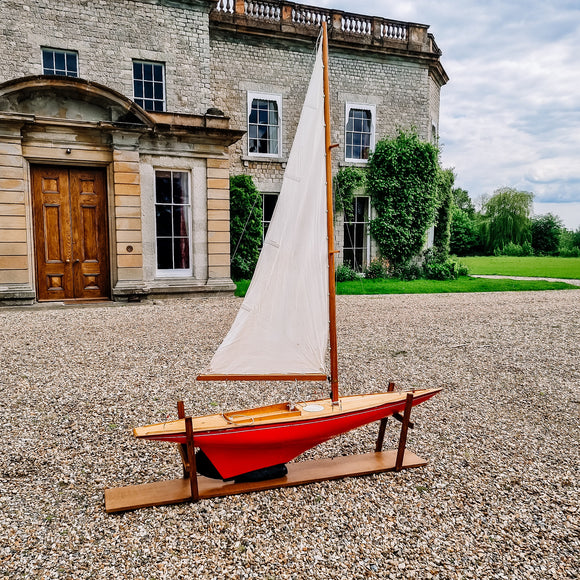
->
141, 390, 438, 479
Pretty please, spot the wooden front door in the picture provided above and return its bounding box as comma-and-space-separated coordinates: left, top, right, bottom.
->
32, 166, 110, 301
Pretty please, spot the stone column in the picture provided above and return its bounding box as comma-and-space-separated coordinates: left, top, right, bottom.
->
110, 132, 146, 299
0, 120, 35, 303
206, 156, 232, 283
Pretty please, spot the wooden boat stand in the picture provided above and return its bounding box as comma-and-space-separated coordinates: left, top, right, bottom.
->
104, 383, 428, 513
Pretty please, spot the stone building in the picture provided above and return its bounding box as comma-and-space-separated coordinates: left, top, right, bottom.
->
0, 0, 447, 305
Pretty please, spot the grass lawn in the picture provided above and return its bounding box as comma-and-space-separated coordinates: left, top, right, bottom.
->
235, 276, 577, 297
458, 256, 580, 279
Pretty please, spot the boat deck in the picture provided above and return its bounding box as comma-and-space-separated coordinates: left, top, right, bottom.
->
133, 390, 439, 439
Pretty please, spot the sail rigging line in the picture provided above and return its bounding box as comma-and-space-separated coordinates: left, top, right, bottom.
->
230, 192, 261, 264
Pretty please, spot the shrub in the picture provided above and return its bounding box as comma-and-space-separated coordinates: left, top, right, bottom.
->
335, 263, 358, 282
392, 260, 424, 281
364, 257, 389, 279
367, 130, 439, 268
531, 213, 563, 255
334, 166, 366, 219
450, 207, 480, 256
390, 250, 464, 281
230, 175, 263, 281
422, 249, 461, 280
494, 241, 533, 257
560, 246, 580, 257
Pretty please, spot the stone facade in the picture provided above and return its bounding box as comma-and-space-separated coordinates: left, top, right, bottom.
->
210, 2, 447, 268
0, 0, 447, 305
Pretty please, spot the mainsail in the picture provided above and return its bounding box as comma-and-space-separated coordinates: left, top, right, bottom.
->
198, 43, 329, 380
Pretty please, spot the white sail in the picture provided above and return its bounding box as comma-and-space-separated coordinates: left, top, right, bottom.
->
202, 44, 329, 378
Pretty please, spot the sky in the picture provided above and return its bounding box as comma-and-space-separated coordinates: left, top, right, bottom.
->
308, 0, 580, 230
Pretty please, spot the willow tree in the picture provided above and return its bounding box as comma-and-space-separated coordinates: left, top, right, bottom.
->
480, 187, 533, 253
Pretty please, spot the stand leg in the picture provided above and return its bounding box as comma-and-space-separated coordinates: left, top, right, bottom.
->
375, 381, 396, 451
177, 401, 189, 478
395, 393, 414, 471
375, 419, 388, 452
185, 416, 199, 501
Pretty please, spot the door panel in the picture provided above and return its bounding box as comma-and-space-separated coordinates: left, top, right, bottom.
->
32, 166, 110, 301
70, 169, 109, 299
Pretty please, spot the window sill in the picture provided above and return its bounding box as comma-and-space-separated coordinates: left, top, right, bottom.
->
339, 160, 369, 167
242, 155, 288, 167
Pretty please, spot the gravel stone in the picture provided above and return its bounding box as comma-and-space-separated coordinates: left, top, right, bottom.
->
1, 290, 578, 579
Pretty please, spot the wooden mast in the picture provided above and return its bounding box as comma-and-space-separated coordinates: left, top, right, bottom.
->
322, 22, 339, 403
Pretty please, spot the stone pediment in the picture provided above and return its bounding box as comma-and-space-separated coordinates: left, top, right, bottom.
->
0, 76, 153, 127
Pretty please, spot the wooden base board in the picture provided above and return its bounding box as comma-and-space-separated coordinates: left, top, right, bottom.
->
104, 449, 427, 513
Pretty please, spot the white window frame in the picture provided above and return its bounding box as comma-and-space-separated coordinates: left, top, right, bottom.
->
343, 195, 371, 271
133, 60, 166, 112
42, 48, 79, 77
345, 103, 376, 163
261, 193, 278, 243
154, 170, 193, 278
247, 92, 282, 158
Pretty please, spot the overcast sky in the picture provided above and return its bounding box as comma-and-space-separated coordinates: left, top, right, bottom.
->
308, 0, 580, 229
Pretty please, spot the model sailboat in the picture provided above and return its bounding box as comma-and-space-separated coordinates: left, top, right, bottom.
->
132, 25, 440, 484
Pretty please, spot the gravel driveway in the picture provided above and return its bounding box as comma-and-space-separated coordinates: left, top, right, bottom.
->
1, 290, 578, 579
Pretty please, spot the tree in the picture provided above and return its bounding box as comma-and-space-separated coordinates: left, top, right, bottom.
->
452, 187, 476, 218
367, 130, 439, 267
531, 213, 563, 255
229, 175, 263, 280
480, 187, 533, 253
433, 168, 455, 258
450, 206, 480, 256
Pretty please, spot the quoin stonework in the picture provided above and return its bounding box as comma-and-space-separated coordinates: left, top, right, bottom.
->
0, 0, 447, 305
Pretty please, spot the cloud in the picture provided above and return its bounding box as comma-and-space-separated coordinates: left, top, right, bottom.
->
307, 0, 580, 227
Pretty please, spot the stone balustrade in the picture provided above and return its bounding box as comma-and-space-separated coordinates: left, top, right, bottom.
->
213, 0, 439, 54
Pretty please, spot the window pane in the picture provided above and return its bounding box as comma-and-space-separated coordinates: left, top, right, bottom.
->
42, 50, 53, 71
156, 206, 173, 237
157, 238, 173, 269
258, 108, 269, 124
66, 53, 77, 74
249, 105, 258, 124
154, 100, 164, 112
144, 82, 153, 99
174, 238, 190, 270
143, 63, 153, 81
269, 127, 278, 154
153, 64, 163, 82
172, 206, 189, 238
54, 52, 65, 72
269, 106, 278, 125
355, 223, 364, 247
343, 249, 354, 269
172, 173, 188, 204
133, 62, 142, 79
154, 82, 164, 100
249, 139, 258, 153
155, 172, 172, 203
